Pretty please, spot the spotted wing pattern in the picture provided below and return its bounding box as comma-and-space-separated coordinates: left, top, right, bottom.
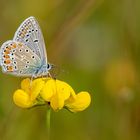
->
0, 40, 41, 76
13, 16, 47, 64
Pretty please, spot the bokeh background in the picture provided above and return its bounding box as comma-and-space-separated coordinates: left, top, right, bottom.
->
0, 0, 140, 140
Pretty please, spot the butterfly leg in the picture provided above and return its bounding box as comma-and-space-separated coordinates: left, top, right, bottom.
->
30, 76, 34, 86
30, 72, 37, 86
48, 72, 52, 78
41, 70, 46, 78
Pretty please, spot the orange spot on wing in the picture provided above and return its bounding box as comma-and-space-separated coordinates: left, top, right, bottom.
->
6, 46, 12, 50
7, 66, 13, 71
25, 27, 29, 30
4, 59, 11, 64
23, 30, 27, 34
12, 44, 17, 48
4, 55, 10, 58
21, 34, 25, 38
4, 50, 10, 54
19, 43, 22, 45
18, 42, 23, 47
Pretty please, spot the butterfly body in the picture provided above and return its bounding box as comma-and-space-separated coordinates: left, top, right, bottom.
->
0, 17, 51, 77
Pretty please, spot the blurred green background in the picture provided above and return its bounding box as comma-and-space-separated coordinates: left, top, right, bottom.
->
0, 0, 140, 140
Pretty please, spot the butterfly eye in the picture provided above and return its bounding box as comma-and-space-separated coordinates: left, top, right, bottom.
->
47, 64, 50, 69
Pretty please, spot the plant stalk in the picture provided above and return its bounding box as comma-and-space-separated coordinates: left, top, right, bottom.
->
46, 107, 51, 140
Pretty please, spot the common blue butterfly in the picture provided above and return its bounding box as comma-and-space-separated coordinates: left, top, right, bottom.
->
0, 16, 52, 77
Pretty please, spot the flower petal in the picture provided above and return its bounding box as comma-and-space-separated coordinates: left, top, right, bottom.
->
50, 92, 65, 111
50, 80, 76, 111
66, 91, 91, 113
13, 89, 33, 108
21, 78, 31, 93
56, 80, 72, 100
40, 78, 56, 101
30, 78, 45, 101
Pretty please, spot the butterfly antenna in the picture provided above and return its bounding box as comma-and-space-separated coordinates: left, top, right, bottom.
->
50, 64, 69, 78
50, 64, 60, 78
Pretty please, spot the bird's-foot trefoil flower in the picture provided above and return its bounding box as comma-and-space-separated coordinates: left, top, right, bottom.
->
13, 78, 91, 112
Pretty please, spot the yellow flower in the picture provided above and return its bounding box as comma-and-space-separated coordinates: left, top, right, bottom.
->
65, 92, 91, 113
13, 78, 91, 113
13, 89, 33, 108
41, 79, 76, 111
13, 78, 45, 108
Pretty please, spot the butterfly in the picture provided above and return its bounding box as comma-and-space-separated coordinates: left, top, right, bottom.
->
0, 16, 52, 78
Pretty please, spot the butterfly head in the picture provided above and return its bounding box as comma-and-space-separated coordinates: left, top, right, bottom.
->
47, 63, 53, 71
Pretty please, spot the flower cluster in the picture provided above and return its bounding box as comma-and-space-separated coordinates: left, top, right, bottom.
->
13, 78, 91, 112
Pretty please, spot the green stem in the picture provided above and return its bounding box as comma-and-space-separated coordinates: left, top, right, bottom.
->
46, 107, 51, 140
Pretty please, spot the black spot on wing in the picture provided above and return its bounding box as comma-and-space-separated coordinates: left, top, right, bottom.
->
34, 39, 38, 43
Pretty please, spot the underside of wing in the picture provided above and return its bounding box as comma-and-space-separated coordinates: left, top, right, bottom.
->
0, 40, 41, 77
13, 16, 47, 64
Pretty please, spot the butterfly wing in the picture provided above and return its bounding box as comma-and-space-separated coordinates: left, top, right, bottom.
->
0, 40, 41, 76
13, 16, 47, 64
